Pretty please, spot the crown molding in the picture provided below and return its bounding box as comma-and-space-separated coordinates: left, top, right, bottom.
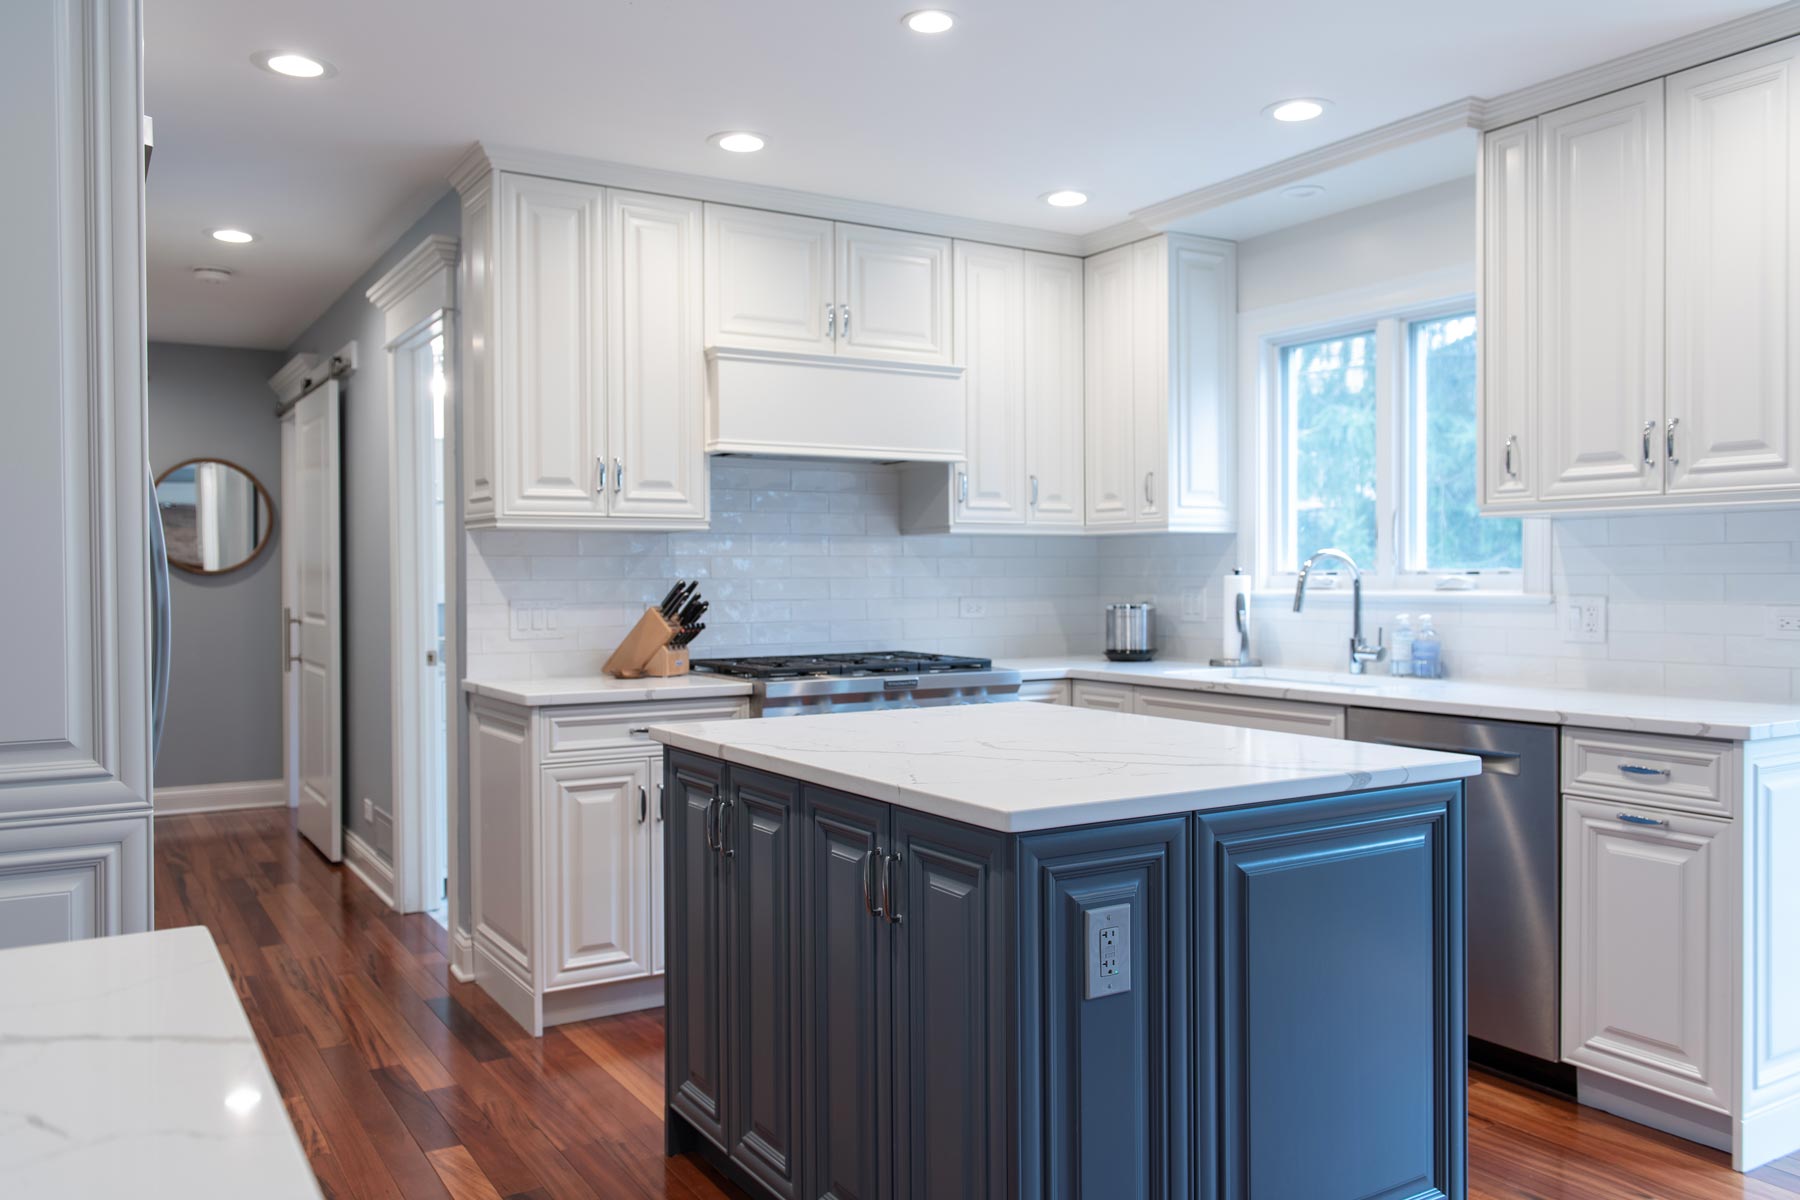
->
366, 234, 458, 312
267, 353, 320, 404
448, 141, 1090, 257
1475, 0, 1800, 129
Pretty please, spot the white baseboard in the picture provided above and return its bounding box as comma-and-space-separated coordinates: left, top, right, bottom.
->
344, 829, 397, 909
155, 778, 287, 816
450, 928, 476, 983
1576, 1069, 1731, 1153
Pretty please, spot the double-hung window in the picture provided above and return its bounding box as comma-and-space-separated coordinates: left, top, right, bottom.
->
1261, 299, 1543, 594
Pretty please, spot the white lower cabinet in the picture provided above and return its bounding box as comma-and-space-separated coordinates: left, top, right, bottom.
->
469, 693, 746, 1035
1131, 687, 1345, 738
1070, 680, 1133, 712
1561, 796, 1732, 1112
1017, 679, 1070, 705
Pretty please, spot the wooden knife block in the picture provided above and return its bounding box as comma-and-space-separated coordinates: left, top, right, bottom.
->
603, 608, 691, 679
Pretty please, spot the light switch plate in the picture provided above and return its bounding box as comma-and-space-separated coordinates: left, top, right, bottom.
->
1084, 902, 1132, 1000
1180, 589, 1207, 622
509, 600, 560, 640
1562, 595, 1606, 644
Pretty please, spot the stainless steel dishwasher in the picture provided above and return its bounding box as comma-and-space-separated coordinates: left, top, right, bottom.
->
1345, 709, 1563, 1074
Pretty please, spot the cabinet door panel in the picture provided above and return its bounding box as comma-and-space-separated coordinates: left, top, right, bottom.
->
1667, 38, 1800, 496
497, 174, 607, 517
728, 769, 802, 1198
1196, 787, 1465, 1200
1132, 238, 1169, 523
665, 752, 726, 1147
836, 224, 952, 364
800, 787, 890, 1200
543, 758, 652, 988
1084, 246, 1136, 525
1024, 252, 1085, 526
891, 811, 1007, 1200
1166, 240, 1234, 530
704, 205, 835, 354
1537, 82, 1664, 502
1481, 120, 1539, 507
1562, 797, 1731, 1111
953, 242, 1026, 525
608, 190, 707, 522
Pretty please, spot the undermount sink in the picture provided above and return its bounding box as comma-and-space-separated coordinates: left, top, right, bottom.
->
1165, 667, 1383, 692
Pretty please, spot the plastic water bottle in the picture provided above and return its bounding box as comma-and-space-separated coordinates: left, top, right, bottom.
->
1412, 614, 1442, 680
1390, 614, 1415, 677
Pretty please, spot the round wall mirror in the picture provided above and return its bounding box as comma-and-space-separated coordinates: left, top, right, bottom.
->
154, 458, 276, 575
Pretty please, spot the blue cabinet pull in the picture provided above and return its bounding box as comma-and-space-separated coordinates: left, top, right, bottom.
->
1616, 811, 1669, 827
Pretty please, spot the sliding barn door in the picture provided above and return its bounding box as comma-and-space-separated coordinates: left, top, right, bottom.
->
287, 381, 344, 861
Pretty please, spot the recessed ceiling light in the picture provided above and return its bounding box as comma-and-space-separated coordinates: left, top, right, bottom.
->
1282, 184, 1326, 199
1042, 190, 1088, 208
710, 131, 766, 154
903, 10, 956, 33
1265, 98, 1329, 123
192, 267, 234, 285
208, 228, 255, 244
251, 51, 335, 79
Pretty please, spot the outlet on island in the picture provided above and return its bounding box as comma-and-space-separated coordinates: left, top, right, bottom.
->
1084, 902, 1132, 1000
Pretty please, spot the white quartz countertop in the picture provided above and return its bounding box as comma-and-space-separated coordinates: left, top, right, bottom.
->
0, 925, 321, 1199
464, 673, 754, 707
1003, 657, 1800, 742
650, 702, 1478, 833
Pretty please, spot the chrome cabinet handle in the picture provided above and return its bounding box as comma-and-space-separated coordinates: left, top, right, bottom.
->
881, 852, 902, 924
629, 726, 650, 735
639, 785, 648, 824
1030, 475, 1039, 507
862, 848, 884, 918
825, 302, 835, 340
840, 304, 850, 338
656, 783, 665, 822
614, 457, 623, 494
1617, 763, 1672, 779
1616, 811, 1670, 827
704, 795, 720, 851
596, 457, 607, 494
1642, 421, 1656, 470
1666, 418, 1680, 468
958, 470, 969, 505
1144, 471, 1155, 506
718, 797, 735, 858
1503, 435, 1518, 480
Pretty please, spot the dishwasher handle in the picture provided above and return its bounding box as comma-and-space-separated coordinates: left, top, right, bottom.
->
1350, 737, 1523, 776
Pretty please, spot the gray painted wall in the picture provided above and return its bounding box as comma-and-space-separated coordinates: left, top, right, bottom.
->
148, 341, 288, 788
283, 189, 463, 866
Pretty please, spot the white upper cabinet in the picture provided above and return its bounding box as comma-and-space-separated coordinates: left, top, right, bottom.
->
1085, 235, 1235, 532
1023, 251, 1085, 527
1537, 81, 1665, 504
703, 205, 835, 354
607, 190, 707, 523
836, 223, 954, 364
1666, 36, 1800, 498
461, 168, 707, 530
953, 242, 1028, 523
496, 174, 609, 520
1480, 120, 1538, 508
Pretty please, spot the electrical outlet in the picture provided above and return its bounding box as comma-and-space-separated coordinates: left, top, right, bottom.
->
509, 600, 560, 640
1084, 902, 1132, 1000
1772, 607, 1800, 639
1180, 588, 1207, 622
958, 597, 991, 619
1562, 594, 1607, 644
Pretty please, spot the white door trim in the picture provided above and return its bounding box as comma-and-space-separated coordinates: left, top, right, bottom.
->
369, 237, 459, 917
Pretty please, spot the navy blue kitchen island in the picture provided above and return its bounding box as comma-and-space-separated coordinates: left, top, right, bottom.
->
652, 703, 1477, 1200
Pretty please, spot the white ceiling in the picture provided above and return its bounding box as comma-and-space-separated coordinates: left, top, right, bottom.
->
145, 0, 1769, 349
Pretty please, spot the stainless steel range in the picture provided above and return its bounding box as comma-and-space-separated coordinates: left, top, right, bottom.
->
691, 652, 1021, 717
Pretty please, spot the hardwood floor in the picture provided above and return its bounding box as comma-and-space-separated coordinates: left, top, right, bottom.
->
155, 808, 1800, 1200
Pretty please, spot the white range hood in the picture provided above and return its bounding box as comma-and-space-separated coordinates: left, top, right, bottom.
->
706, 346, 966, 462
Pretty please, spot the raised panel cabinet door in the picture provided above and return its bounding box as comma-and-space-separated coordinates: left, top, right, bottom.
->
953, 241, 1027, 525
497, 173, 608, 518
1015, 818, 1189, 1200
1561, 797, 1732, 1111
1023, 251, 1085, 527
1166, 238, 1235, 531
607, 190, 707, 523
1132, 688, 1345, 739
665, 751, 728, 1149
1195, 785, 1466, 1200
835, 224, 953, 364
1481, 120, 1540, 507
1084, 245, 1136, 526
890, 810, 1009, 1200
1537, 81, 1665, 502
1071, 680, 1133, 712
799, 787, 891, 1200
1132, 237, 1170, 524
542, 757, 652, 989
726, 769, 803, 1199
704, 204, 835, 354
1666, 37, 1800, 497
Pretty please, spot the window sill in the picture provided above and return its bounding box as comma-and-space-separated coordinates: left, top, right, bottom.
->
1254, 587, 1554, 608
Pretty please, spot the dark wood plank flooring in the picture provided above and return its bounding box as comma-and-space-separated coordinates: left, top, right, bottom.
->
155, 808, 1800, 1200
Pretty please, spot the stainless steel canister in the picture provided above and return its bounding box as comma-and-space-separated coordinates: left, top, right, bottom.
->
1104, 602, 1154, 662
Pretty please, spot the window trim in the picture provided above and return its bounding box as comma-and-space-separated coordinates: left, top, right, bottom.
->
1238, 269, 1550, 601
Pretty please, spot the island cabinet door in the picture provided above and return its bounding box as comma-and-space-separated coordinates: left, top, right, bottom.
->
725, 768, 804, 1199
889, 809, 1010, 1200
798, 786, 892, 1200
1194, 784, 1466, 1200
1015, 818, 1190, 1200
665, 751, 728, 1150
